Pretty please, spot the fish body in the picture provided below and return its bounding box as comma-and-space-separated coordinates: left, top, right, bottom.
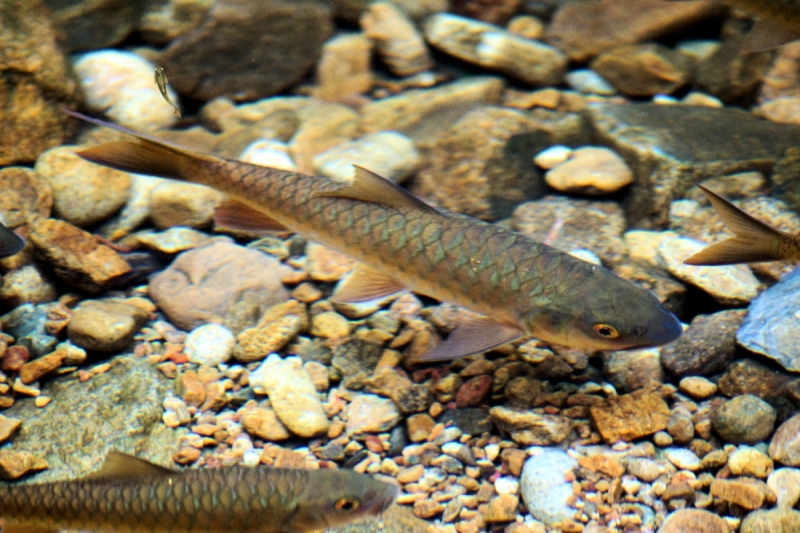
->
0, 222, 24, 258
67, 110, 682, 360
684, 184, 800, 265
0, 452, 397, 533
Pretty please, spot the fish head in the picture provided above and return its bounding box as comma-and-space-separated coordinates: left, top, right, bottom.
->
524, 264, 683, 351
285, 469, 399, 531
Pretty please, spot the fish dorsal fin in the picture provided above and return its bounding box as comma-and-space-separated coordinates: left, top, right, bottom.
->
214, 199, 292, 234
84, 452, 174, 481
318, 166, 441, 217
684, 185, 785, 265
743, 19, 800, 52
414, 314, 524, 362
330, 263, 407, 303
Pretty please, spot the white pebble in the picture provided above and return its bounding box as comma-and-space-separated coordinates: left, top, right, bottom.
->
239, 139, 297, 171
184, 323, 235, 366
485, 443, 500, 462
495, 476, 520, 495
533, 145, 572, 170
241, 449, 261, 467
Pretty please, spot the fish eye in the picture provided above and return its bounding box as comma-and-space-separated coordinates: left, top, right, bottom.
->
334, 498, 360, 512
593, 324, 619, 338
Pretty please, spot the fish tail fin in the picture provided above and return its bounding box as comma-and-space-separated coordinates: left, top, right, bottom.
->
683, 185, 785, 265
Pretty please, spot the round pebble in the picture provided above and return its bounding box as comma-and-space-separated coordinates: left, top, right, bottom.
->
520, 450, 578, 526
769, 413, 800, 466
544, 146, 633, 195
767, 468, 800, 508
728, 446, 774, 478
184, 323, 235, 366
657, 508, 728, 533
679, 376, 718, 399
533, 145, 572, 169
712, 394, 776, 445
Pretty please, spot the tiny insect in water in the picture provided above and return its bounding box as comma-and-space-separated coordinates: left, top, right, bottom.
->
154, 65, 181, 117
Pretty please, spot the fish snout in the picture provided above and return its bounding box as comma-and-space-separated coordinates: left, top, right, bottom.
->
644, 307, 683, 347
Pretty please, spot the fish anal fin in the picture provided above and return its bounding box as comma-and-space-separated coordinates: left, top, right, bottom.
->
743, 19, 800, 52
415, 315, 524, 362
83, 451, 174, 481
214, 199, 291, 235
1, 520, 59, 533
318, 166, 441, 217
330, 263, 407, 303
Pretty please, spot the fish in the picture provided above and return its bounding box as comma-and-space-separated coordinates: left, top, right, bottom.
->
683, 184, 800, 265
0, 222, 24, 258
65, 109, 682, 361
0, 451, 398, 533
155, 66, 181, 117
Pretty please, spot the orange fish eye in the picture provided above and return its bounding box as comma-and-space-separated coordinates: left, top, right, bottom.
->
334, 498, 360, 512
593, 324, 619, 339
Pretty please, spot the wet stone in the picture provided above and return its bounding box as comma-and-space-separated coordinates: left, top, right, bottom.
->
0, 450, 47, 480
0, 416, 21, 443
234, 300, 307, 363
728, 446, 774, 479
241, 406, 290, 441
19, 353, 65, 384
440, 407, 494, 436
710, 477, 774, 510
712, 394, 776, 445
520, 450, 577, 526
67, 300, 149, 352
311, 33, 372, 103
657, 508, 728, 533
313, 132, 419, 185
150, 182, 223, 230
490, 406, 572, 446
331, 339, 383, 390
0, 304, 58, 357
661, 310, 744, 377
603, 347, 663, 393
363, 367, 431, 414
589, 390, 670, 443
770, 414, 800, 466
360, 1, 432, 77
184, 323, 235, 366
767, 468, 800, 508
591, 43, 690, 97
694, 38, 773, 105
345, 393, 401, 435
544, 146, 633, 195
740, 508, 800, 533
717, 359, 793, 405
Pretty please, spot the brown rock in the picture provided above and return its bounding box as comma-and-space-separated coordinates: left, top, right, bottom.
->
67, 300, 149, 352
180, 370, 206, 408
242, 407, 290, 441
0, 416, 22, 443
0, 0, 79, 166
149, 181, 224, 230
149, 238, 291, 332
545, 0, 719, 62
456, 375, 492, 408
272, 447, 306, 469
19, 353, 65, 384
452, 0, 518, 24
770, 414, 800, 466
200, 381, 227, 412
500, 448, 526, 477
0, 167, 52, 236
363, 367, 431, 414
589, 390, 670, 443
305, 242, 355, 282
29, 218, 131, 294
577, 454, 625, 478
710, 477, 776, 510
591, 43, 691, 97
1, 345, 30, 372
172, 447, 201, 465
0, 450, 47, 479
406, 413, 435, 442
490, 405, 572, 445
233, 300, 307, 362
413, 499, 444, 519
483, 494, 519, 523
658, 508, 728, 533
47, 0, 146, 51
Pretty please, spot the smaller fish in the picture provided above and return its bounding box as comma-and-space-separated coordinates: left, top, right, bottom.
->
683, 184, 800, 265
0, 222, 24, 258
155, 65, 181, 117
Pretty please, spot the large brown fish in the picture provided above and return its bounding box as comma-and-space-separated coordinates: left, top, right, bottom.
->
684, 184, 800, 265
0, 452, 398, 533
66, 110, 682, 361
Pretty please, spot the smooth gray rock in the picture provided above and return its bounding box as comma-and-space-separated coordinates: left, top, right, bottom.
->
520, 449, 577, 526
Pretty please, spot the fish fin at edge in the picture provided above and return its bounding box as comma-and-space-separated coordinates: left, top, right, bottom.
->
317, 166, 441, 217
684, 184, 784, 265
83, 451, 174, 481
330, 263, 407, 303
0, 223, 24, 258
214, 199, 291, 234
743, 19, 800, 52
0, 521, 59, 533
415, 315, 524, 362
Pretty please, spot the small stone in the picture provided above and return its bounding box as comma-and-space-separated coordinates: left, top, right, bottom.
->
710, 477, 774, 510
306, 243, 355, 282
150, 181, 224, 230
769, 414, 800, 466
397, 464, 425, 484
663, 311, 744, 377
361, 1, 432, 76
520, 450, 577, 526
664, 448, 702, 471
303, 361, 329, 392
241, 406, 290, 441
363, 367, 431, 414
135, 227, 209, 254
565, 69, 617, 95
312, 33, 373, 103
533, 145, 572, 170
34, 396, 51, 408
740, 508, 800, 533
767, 468, 800, 508
667, 409, 695, 444
0, 264, 58, 308
456, 376, 492, 408
728, 446, 774, 479
591, 43, 690, 97
544, 146, 633, 195
0, 450, 47, 480
0, 416, 21, 443
483, 494, 518, 523
659, 236, 760, 306
679, 376, 717, 399
653, 431, 674, 447
603, 347, 664, 393
490, 406, 572, 446
407, 413, 435, 442
249, 354, 329, 438
413, 499, 444, 519
234, 304, 305, 363
712, 394, 776, 445
345, 393, 401, 435
67, 300, 149, 352
1, 345, 29, 372
184, 323, 235, 366
179, 370, 205, 408
172, 447, 201, 465
313, 132, 420, 185
589, 390, 670, 443
657, 508, 728, 533
310, 311, 351, 339
625, 458, 660, 482
19, 353, 65, 384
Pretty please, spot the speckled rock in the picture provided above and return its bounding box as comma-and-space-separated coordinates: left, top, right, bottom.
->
659, 236, 760, 305
712, 394, 776, 445
729, 446, 774, 478
424, 14, 566, 86
0, 450, 48, 480
249, 354, 329, 438
233, 301, 307, 363
590, 390, 670, 443
73, 50, 179, 130
306, 243, 355, 283
363, 367, 431, 415
0, 264, 58, 308
591, 43, 690, 97
717, 359, 792, 405
134, 227, 209, 255
149, 238, 291, 332
490, 406, 572, 446
35, 145, 130, 227
289, 101, 359, 174
544, 146, 633, 195
657, 508, 728, 533
664, 448, 702, 471
154, 0, 333, 102
0, 168, 52, 238
0, 416, 22, 444
345, 393, 401, 435
661, 310, 744, 377
603, 348, 664, 393
361, 1, 432, 77
737, 267, 800, 372
67, 300, 149, 352
241, 405, 290, 441
679, 376, 717, 400
150, 182, 225, 230
313, 132, 420, 185
520, 450, 578, 526
0, 304, 57, 357
710, 477, 775, 510
741, 508, 800, 533
184, 323, 235, 366
29, 218, 131, 295
770, 414, 800, 466
331, 339, 383, 390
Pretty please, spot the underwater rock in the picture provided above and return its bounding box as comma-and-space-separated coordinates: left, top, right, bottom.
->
767, 467, 800, 508
712, 394, 776, 445
589, 390, 670, 443
770, 414, 800, 466
67, 300, 149, 352
288, 101, 359, 174
0, 264, 58, 308
544, 146, 633, 195
0, 0, 80, 166
591, 43, 691, 97
44, 0, 146, 51
583, 103, 800, 228
738, 267, 800, 372
313, 132, 419, 185
311, 33, 373, 103
149, 238, 291, 332
603, 348, 664, 393
0, 168, 52, 236
660, 310, 744, 377
490, 406, 572, 446
728, 446, 774, 479
5, 355, 178, 482
565, 69, 617, 95
155, 0, 334, 102
136, 0, 212, 45
545, 0, 718, 62
740, 508, 800, 533
424, 14, 566, 87
150, 181, 224, 230
513, 195, 626, 264
97, 175, 162, 241
694, 38, 772, 104
657, 508, 728, 533
0, 304, 57, 358
414, 106, 546, 220
134, 228, 209, 255
34, 145, 130, 227
361, 1, 432, 77
520, 450, 577, 526
710, 477, 775, 510
73, 50, 180, 130
345, 393, 401, 435
184, 323, 234, 366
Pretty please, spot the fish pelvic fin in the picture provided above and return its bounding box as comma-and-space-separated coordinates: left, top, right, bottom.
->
214, 199, 292, 235
83, 451, 174, 482
683, 184, 785, 265
330, 263, 407, 303
414, 315, 524, 362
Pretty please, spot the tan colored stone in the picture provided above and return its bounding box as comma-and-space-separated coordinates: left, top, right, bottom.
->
406, 413, 435, 442
545, 146, 633, 195
0, 450, 47, 479
711, 477, 776, 510
150, 181, 224, 229
242, 407, 290, 441
658, 508, 728, 533
67, 300, 149, 352
180, 370, 206, 408
19, 352, 65, 384
361, 2, 432, 77
483, 494, 519, 523
589, 390, 670, 443
0, 416, 21, 443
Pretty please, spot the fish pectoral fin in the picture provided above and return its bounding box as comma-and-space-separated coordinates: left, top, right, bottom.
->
743, 19, 800, 52
414, 315, 524, 362
317, 166, 441, 217
684, 184, 784, 265
0, 520, 59, 533
214, 199, 292, 234
84, 451, 175, 481
330, 263, 407, 303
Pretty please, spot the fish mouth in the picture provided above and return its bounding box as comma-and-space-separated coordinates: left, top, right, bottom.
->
644, 309, 683, 347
